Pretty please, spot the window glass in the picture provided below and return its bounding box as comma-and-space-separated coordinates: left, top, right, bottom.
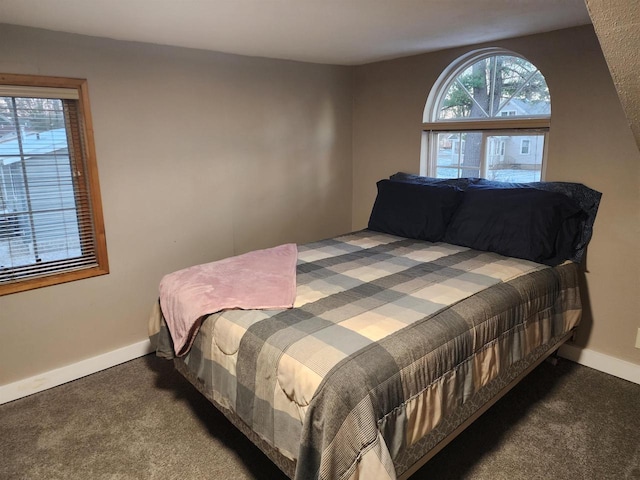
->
436, 55, 550, 121
486, 133, 543, 182
432, 131, 544, 182
1, 98, 78, 266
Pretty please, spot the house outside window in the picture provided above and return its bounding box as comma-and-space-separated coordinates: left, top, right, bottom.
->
421, 48, 550, 182
0, 74, 108, 295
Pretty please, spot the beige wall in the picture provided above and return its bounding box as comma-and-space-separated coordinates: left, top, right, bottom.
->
352, 26, 640, 365
0, 25, 353, 384
2, 23, 638, 388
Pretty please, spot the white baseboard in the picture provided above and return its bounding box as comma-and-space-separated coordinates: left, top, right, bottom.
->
1, 340, 636, 405
558, 343, 640, 385
0, 339, 153, 405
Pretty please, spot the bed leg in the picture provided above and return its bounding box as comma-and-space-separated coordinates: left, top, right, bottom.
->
545, 328, 575, 366
545, 350, 560, 366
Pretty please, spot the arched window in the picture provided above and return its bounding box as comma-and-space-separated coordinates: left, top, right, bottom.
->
421, 48, 550, 182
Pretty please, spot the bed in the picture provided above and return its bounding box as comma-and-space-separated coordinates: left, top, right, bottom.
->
149, 173, 601, 480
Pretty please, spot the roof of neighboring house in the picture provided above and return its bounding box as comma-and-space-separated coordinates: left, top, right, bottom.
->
501, 98, 550, 116
0, 128, 68, 165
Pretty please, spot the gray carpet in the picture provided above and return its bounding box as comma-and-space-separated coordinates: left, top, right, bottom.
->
1, 355, 639, 480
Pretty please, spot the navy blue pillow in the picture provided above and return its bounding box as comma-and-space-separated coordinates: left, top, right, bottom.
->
443, 186, 585, 265
390, 172, 601, 263
368, 180, 463, 242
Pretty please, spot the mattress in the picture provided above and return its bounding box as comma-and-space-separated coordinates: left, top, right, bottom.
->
149, 230, 582, 480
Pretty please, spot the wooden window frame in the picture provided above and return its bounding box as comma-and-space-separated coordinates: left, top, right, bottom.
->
0, 73, 108, 295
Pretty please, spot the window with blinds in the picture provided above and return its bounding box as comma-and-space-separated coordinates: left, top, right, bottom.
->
0, 74, 108, 295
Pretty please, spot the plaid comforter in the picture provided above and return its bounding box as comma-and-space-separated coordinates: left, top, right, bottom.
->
149, 230, 581, 480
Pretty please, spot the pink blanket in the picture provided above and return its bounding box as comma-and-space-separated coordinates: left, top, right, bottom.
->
159, 243, 297, 356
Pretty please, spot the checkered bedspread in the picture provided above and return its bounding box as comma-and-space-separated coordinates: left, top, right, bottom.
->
149, 230, 581, 479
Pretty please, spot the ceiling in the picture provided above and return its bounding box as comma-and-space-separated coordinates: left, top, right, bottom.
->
0, 0, 592, 65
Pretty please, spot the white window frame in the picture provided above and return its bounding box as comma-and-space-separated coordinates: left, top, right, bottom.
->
424, 129, 548, 181
420, 48, 550, 179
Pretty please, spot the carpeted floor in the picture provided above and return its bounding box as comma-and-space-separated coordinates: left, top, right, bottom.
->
1, 355, 639, 480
